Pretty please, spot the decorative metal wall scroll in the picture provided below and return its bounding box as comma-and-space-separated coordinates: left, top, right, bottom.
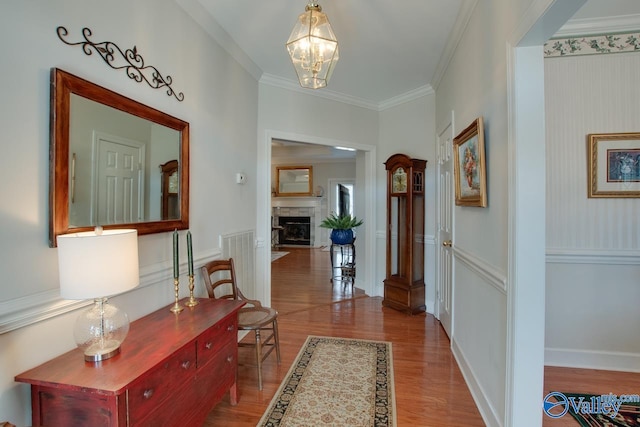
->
56, 26, 184, 102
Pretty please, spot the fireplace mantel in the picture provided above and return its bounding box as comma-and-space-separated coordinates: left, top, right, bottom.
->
271, 197, 324, 208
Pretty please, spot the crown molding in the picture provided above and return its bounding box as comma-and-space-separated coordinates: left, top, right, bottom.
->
260, 74, 434, 112
259, 73, 380, 111
554, 14, 640, 38
378, 85, 434, 111
175, 0, 262, 81
432, 0, 479, 91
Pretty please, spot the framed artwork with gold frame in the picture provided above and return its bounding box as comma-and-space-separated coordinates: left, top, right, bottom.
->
587, 132, 640, 198
453, 117, 487, 207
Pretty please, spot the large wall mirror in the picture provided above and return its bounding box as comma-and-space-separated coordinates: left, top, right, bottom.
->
275, 166, 313, 196
49, 68, 190, 247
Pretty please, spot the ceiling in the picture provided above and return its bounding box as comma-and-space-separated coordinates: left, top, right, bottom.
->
178, 0, 640, 108
177, 0, 640, 159
180, 0, 469, 108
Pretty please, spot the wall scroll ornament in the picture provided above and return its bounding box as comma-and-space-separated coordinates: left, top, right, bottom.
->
56, 26, 184, 102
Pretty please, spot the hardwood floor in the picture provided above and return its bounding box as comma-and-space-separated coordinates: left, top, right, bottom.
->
205, 247, 640, 426
543, 366, 640, 427
205, 247, 483, 426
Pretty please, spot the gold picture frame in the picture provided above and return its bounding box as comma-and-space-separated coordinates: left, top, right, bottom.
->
587, 132, 640, 198
275, 165, 313, 196
453, 117, 487, 207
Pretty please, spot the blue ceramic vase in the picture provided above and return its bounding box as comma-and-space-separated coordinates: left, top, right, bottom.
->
330, 229, 354, 245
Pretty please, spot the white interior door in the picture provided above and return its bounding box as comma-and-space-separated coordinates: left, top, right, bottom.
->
436, 120, 454, 338
93, 132, 145, 225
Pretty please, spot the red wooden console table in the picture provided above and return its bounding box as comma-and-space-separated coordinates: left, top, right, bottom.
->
16, 298, 244, 427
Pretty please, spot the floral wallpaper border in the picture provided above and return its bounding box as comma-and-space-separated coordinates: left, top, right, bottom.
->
544, 32, 640, 58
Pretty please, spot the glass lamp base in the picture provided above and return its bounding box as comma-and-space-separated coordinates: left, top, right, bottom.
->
83, 339, 122, 362
74, 298, 130, 363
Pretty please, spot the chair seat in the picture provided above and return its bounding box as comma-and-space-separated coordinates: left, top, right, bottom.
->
238, 307, 278, 329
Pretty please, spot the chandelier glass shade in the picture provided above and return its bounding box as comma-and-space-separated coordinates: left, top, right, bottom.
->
286, 1, 339, 89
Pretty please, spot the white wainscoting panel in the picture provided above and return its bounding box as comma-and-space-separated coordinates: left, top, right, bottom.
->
220, 229, 256, 299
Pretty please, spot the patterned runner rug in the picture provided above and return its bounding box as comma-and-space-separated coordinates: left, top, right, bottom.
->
257, 336, 396, 427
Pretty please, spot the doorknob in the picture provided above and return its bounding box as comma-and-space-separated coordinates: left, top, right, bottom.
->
442, 240, 452, 247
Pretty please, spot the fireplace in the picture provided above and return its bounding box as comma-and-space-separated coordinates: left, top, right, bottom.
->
279, 216, 311, 246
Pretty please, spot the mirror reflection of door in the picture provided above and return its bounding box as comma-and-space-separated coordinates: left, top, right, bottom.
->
92, 132, 146, 225
161, 160, 180, 220
331, 181, 354, 216
68, 92, 182, 227
337, 184, 351, 216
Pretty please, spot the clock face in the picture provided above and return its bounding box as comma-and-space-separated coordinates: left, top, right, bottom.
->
392, 167, 407, 193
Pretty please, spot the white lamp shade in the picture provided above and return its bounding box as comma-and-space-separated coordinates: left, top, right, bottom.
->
58, 229, 140, 300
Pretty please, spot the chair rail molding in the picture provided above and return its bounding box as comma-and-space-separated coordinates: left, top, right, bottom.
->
453, 245, 507, 295
0, 249, 222, 334
546, 248, 640, 265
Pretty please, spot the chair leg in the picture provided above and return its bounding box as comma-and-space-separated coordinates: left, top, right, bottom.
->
273, 318, 281, 364
255, 329, 263, 390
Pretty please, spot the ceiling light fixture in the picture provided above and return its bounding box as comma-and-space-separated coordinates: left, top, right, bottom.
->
286, 1, 339, 89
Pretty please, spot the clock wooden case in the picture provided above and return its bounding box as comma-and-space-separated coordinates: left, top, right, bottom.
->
383, 153, 427, 314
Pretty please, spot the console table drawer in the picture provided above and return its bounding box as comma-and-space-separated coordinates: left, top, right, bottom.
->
128, 343, 196, 424
16, 299, 244, 427
197, 315, 236, 367
195, 341, 237, 404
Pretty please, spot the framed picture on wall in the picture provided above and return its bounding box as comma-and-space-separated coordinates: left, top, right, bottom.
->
453, 117, 487, 207
587, 132, 640, 198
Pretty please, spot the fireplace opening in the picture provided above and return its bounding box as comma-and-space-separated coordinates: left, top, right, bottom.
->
278, 216, 311, 246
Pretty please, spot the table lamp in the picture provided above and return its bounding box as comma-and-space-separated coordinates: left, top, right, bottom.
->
57, 228, 139, 362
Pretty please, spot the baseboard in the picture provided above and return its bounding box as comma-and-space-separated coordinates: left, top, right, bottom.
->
545, 347, 640, 373
451, 338, 502, 427
425, 300, 435, 314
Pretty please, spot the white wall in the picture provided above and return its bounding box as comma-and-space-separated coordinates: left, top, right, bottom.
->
0, 0, 258, 424
378, 94, 437, 306
256, 84, 379, 299
257, 84, 437, 302
544, 51, 640, 371
435, 2, 515, 421
434, 0, 582, 425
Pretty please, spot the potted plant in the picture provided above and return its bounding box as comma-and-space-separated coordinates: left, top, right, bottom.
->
319, 213, 364, 245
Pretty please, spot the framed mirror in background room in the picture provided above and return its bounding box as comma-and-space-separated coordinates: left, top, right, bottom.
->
49, 68, 190, 247
275, 166, 313, 196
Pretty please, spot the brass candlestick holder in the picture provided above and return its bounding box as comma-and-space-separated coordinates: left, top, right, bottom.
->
170, 278, 183, 313
186, 274, 198, 307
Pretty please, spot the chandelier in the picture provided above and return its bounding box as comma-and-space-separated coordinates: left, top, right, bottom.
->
286, 1, 339, 89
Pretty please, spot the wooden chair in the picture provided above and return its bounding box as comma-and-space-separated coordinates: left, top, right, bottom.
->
200, 258, 281, 390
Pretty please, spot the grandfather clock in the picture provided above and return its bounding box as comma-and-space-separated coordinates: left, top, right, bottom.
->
383, 153, 427, 314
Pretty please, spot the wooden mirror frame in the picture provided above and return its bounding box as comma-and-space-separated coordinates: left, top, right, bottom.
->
49, 68, 190, 247
275, 166, 313, 196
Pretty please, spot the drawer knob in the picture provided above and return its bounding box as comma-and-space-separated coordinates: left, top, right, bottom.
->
226, 355, 233, 363
227, 324, 235, 332
181, 360, 191, 369
143, 389, 154, 399
205, 342, 213, 350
